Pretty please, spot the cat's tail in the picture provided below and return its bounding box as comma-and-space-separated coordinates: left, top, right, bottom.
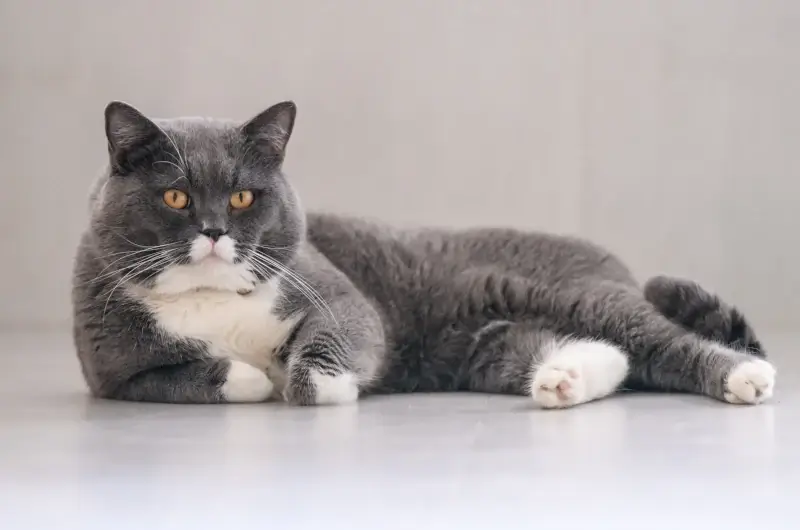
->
644, 276, 764, 357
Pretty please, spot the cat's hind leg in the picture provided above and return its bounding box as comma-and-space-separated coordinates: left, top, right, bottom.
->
465, 323, 628, 408
565, 283, 776, 404
460, 272, 776, 405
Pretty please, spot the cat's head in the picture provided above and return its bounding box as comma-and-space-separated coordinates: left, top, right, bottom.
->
89, 101, 305, 295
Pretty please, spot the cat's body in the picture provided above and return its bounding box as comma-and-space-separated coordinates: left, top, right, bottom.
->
72, 101, 774, 408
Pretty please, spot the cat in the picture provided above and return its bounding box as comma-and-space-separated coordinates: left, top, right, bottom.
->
72, 100, 774, 408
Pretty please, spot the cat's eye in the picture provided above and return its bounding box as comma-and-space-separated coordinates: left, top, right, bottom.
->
163, 189, 190, 209
230, 190, 254, 209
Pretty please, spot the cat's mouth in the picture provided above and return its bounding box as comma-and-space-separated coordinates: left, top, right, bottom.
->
189, 234, 238, 264
145, 237, 257, 296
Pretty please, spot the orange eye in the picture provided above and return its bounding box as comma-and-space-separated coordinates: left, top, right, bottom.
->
163, 189, 189, 209
230, 190, 254, 209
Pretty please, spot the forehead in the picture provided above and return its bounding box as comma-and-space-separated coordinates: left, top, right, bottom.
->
155, 118, 244, 188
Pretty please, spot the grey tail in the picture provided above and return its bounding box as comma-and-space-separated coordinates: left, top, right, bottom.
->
644, 276, 764, 357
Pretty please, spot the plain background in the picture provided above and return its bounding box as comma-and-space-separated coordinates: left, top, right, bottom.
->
1, 0, 797, 333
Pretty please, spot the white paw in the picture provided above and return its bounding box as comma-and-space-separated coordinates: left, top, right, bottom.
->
311, 372, 359, 405
531, 364, 586, 408
724, 359, 776, 404
530, 339, 628, 409
222, 360, 273, 403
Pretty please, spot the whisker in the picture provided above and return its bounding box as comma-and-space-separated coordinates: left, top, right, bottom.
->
97, 249, 179, 288
101, 241, 184, 259
94, 226, 173, 251
247, 255, 325, 314
253, 243, 295, 252
105, 253, 172, 282
93, 243, 184, 272
249, 251, 337, 324
83, 246, 185, 286
152, 122, 188, 172
250, 257, 333, 322
153, 160, 185, 175
101, 251, 180, 325
162, 150, 183, 168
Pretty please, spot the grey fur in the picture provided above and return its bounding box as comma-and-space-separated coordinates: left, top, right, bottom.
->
644, 276, 763, 356
72, 101, 767, 406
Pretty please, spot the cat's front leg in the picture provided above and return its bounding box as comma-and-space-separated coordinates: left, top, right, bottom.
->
282, 299, 386, 406
104, 358, 274, 404
283, 328, 360, 405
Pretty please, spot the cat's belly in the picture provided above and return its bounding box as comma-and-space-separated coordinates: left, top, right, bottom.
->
132, 279, 301, 370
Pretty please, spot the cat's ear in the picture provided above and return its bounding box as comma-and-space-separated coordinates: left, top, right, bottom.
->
104, 101, 163, 170
241, 101, 297, 162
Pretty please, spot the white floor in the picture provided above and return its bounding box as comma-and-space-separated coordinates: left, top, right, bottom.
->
1, 332, 799, 529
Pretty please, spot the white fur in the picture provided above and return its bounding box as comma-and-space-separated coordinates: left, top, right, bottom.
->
211, 236, 237, 263
152, 257, 257, 296
724, 359, 776, 404
130, 264, 300, 372
188, 234, 238, 265
310, 372, 359, 405
222, 360, 274, 402
531, 339, 629, 409
189, 235, 213, 262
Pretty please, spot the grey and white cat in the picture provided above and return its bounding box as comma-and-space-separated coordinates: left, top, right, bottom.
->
72, 100, 775, 408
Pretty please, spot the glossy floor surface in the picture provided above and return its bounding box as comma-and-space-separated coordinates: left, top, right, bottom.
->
1, 332, 798, 529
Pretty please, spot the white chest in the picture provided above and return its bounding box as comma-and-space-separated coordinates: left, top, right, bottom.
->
135, 280, 300, 370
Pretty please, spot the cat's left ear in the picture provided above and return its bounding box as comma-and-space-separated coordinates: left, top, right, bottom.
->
241, 101, 297, 162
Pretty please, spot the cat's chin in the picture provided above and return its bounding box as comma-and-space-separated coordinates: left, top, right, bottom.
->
146, 258, 258, 296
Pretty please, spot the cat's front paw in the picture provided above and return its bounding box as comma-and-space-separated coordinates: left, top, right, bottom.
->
312, 372, 359, 405
221, 360, 273, 403
284, 370, 359, 406
724, 359, 775, 404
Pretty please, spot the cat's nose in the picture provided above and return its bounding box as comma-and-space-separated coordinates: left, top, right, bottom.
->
200, 228, 227, 242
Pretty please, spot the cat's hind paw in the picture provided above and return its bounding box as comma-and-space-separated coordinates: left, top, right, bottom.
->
530, 339, 628, 409
531, 364, 586, 408
724, 359, 775, 404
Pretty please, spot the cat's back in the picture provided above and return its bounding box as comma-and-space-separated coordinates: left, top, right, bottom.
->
305, 212, 417, 283
306, 213, 634, 286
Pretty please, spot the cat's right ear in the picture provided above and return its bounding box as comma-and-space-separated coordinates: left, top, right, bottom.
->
104, 101, 163, 172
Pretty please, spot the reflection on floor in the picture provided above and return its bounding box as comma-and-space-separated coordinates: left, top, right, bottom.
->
1, 332, 798, 529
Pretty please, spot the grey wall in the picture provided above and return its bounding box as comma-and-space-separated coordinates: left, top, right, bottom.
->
1, 0, 798, 332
